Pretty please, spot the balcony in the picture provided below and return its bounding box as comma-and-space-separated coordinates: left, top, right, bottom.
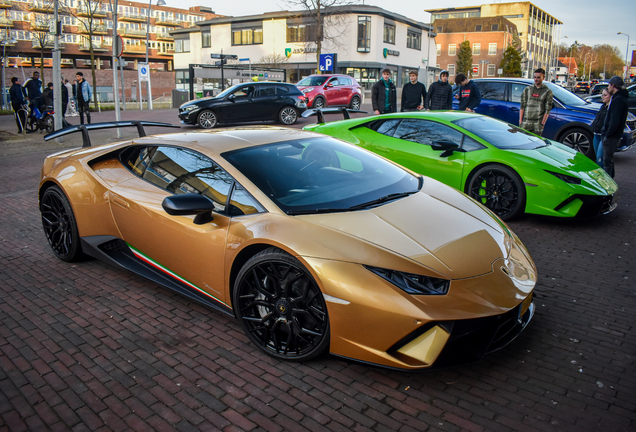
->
155, 32, 173, 41
0, 0, 12, 9
119, 12, 146, 22
155, 18, 181, 27
32, 37, 64, 49
29, 0, 53, 13
78, 24, 108, 35
123, 44, 145, 53
0, 38, 17, 47
76, 6, 108, 18
157, 49, 174, 56
31, 20, 51, 31
0, 16, 13, 27
79, 41, 109, 51
120, 28, 146, 38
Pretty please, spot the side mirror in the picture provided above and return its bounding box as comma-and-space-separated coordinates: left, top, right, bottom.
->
325, 83, 334, 88
227, 94, 236, 101
162, 193, 216, 225
431, 140, 459, 157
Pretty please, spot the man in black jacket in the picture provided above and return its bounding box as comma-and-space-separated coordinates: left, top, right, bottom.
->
23, 71, 42, 111
9, 77, 27, 133
601, 76, 629, 178
426, 70, 453, 110
455, 73, 481, 112
372, 69, 397, 114
401, 70, 426, 112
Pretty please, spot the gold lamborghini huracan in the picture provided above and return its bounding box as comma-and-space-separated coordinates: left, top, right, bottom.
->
39, 123, 536, 370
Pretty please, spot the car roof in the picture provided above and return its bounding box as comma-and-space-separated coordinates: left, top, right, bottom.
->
472, 78, 534, 85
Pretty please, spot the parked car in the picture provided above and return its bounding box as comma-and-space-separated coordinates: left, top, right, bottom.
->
590, 79, 600, 86
451, 78, 636, 158
574, 82, 590, 93
304, 111, 619, 220
590, 82, 609, 95
296, 74, 362, 110
585, 83, 636, 115
555, 79, 567, 88
178, 82, 307, 129
39, 121, 536, 370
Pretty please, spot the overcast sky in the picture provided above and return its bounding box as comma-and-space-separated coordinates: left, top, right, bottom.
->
166, 0, 635, 61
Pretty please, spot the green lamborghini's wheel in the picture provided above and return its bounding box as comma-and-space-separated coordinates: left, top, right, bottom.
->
467, 165, 526, 221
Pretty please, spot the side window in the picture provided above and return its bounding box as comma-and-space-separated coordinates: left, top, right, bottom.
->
394, 119, 463, 146
510, 84, 527, 103
229, 184, 263, 216
338, 77, 352, 86
327, 78, 339, 87
124, 146, 154, 176
629, 88, 636, 98
257, 85, 276, 97
143, 146, 234, 213
372, 119, 401, 137
476, 82, 506, 101
276, 85, 290, 95
233, 85, 255, 98
461, 135, 487, 152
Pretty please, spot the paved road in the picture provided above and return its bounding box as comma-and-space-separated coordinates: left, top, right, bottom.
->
0, 109, 635, 431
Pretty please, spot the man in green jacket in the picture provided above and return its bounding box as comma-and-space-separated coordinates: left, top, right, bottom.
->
372, 69, 397, 114
520, 68, 553, 136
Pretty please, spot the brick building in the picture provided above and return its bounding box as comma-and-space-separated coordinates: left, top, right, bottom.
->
1, 0, 219, 102
431, 16, 517, 80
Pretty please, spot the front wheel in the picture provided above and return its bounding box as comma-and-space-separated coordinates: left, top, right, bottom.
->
197, 110, 217, 129
279, 107, 298, 125
466, 165, 526, 221
40, 186, 86, 262
349, 95, 361, 110
560, 127, 592, 156
233, 248, 330, 361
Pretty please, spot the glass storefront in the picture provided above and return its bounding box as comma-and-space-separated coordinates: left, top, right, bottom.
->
345, 67, 378, 90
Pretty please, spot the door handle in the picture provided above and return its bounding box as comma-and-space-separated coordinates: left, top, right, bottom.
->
509, 107, 519, 112
111, 195, 130, 209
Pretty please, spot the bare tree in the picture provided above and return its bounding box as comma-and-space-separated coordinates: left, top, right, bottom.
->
257, 53, 289, 68
285, 0, 353, 72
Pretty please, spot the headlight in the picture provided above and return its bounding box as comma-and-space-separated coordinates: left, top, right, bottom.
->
545, 170, 582, 185
365, 266, 450, 295
301, 87, 314, 93
180, 105, 199, 113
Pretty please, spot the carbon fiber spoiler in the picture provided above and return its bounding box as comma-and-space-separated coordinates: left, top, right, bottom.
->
301, 107, 367, 124
43, 121, 181, 148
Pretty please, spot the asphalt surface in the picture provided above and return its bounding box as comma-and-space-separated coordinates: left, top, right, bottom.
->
0, 107, 635, 431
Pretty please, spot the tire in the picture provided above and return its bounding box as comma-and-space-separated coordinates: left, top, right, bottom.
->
233, 248, 330, 361
312, 97, 326, 109
466, 164, 526, 221
559, 127, 592, 156
279, 106, 298, 125
349, 95, 361, 110
26, 116, 37, 133
44, 115, 54, 134
197, 110, 217, 129
40, 186, 85, 262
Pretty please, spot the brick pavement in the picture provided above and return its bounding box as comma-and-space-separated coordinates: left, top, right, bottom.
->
0, 109, 635, 431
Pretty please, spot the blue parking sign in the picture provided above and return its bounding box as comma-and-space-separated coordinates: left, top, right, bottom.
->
319, 54, 334, 71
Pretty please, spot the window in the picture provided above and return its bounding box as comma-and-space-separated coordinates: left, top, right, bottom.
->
474, 24, 482, 31
383, 23, 395, 44
436, 44, 441, 56
448, 64, 455, 76
407, 31, 421, 50
510, 84, 527, 103
231, 22, 263, 45
201, 31, 211, 48
394, 119, 464, 147
286, 23, 317, 43
448, 44, 456, 55
487, 64, 496, 76
357, 16, 371, 52
256, 85, 276, 97
491, 24, 499, 31
175, 38, 190, 53
475, 81, 505, 100
473, 43, 480, 55
489, 43, 497, 55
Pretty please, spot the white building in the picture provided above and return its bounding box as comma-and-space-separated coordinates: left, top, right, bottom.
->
171, 5, 437, 96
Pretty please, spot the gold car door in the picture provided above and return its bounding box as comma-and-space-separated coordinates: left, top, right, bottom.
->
109, 146, 234, 306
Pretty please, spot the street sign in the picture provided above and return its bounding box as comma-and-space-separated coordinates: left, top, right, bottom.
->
211, 54, 238, 60
319, 54, 334, 71
473, 66, 479, 73
114, 35, 124, 57
138, 62, 150, 83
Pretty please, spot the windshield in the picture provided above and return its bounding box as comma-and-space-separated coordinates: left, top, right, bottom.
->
545, 82, 589, 107
297, 76, 329, 86
453, 116, 547, 150
223, 137, 420, 215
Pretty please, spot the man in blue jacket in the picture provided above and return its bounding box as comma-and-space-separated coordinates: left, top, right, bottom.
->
455, 73, 481, 112
75, 72, 93, 124
601, 76, 629, 178
9, 77, 27, 133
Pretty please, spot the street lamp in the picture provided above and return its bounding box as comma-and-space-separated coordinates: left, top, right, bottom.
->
145, 0, 166, 109
617, 32, 630, 79
1, 29, 17, 111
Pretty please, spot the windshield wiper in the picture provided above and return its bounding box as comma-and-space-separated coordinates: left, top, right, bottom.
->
287, 208, 351, 215
348, 191, 417, 211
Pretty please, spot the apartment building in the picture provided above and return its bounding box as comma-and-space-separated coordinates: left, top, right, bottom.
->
427, 2, 562, 79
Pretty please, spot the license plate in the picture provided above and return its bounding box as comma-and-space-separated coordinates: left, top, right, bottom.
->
518, 293, 532, 320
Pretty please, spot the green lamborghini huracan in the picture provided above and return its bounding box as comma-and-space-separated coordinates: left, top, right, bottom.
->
303, 111, 618, 220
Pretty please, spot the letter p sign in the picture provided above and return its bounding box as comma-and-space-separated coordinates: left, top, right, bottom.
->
319, 54, 334, 72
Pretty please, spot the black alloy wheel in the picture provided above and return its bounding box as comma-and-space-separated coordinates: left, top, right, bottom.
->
350, 95, 361, 110
467, 165, 526, 221
233, 248, 330, 361
560, 128, 592, 156
197, 110, 217, 129
313, 97, 326, 109
40, 186, 85, 262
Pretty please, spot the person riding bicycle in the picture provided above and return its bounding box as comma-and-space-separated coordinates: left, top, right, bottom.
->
23, 71, 43, 116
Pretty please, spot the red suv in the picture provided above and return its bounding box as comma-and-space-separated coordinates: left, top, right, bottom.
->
296, 74, 362, 110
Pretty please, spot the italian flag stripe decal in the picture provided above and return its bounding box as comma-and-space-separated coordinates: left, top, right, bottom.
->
127, 243, 224, 306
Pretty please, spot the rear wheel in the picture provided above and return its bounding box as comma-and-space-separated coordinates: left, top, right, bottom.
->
197, 110, 217, 129
313, 97, 326, 109
349, 95, 361, 110
40, 186, 85, 262
279, 107, 298, 125
560, 127, 592, 156
467, 164, 526, 221
233, 248, 330, 361
44, 115, 54, 134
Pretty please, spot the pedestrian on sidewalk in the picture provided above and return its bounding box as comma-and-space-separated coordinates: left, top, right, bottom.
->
371, 69, 397, 114
75, 72, 93, 125
401, 70, 426, 112
9, 77, 27, 134
455, 73, 481, 112
425, 70, 453, 110
591, 88, 610, 167
601, 76, 629, 178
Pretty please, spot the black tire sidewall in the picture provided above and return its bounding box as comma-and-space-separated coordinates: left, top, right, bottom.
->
467, 164, 526, 220
41, 185, 84, 262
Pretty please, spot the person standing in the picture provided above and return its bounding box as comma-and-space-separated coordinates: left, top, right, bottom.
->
425, 70, 453, 110
601, 76, 629, 178
591, 88, 610, 167
455, 73, 481, 112
23, 71, 43, 112
371, 68, 397, 114
519, 68, 553, 136
42, 82, 54, 108
75, 72, 92, 125
64, 79, 74, 116
61, 80, 69, 119
9, 77, 27, 133
401, 70, 426, 112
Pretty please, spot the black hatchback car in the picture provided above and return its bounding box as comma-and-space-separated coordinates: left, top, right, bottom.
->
178, 82, 307, 129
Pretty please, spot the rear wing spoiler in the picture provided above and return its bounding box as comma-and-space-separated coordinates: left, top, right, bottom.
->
44, 121, 180, 148
301, 107, 367, 124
